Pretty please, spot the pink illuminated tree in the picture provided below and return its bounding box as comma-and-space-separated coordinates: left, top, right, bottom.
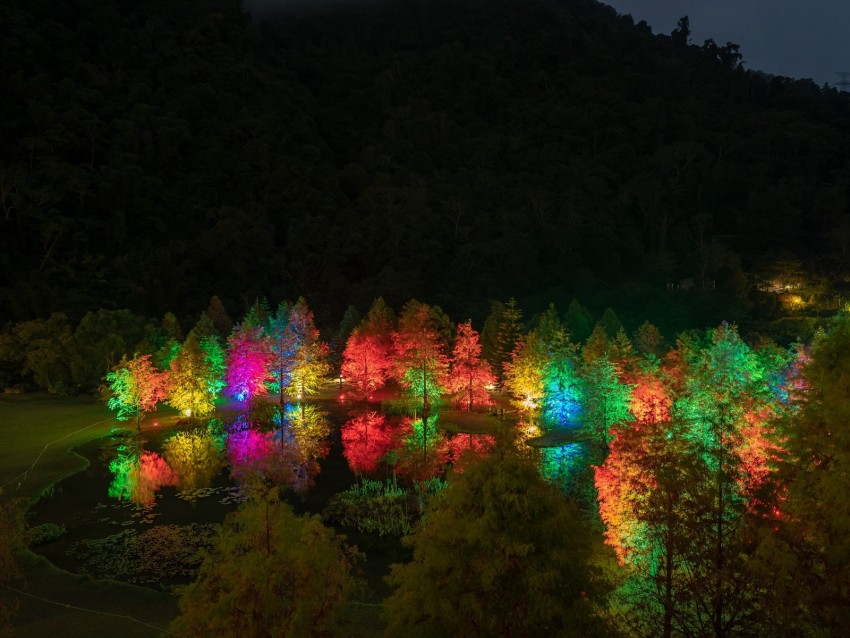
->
225, 323, 272, 402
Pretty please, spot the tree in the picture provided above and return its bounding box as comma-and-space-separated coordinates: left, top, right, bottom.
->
0, 313, 71, 393
206, 295, 232, 338
541, 328, 584, 430
781, 315, 850, 633
385, 444, 597, 637
564, 299, 593, 344
225, 323, 272, 402
286, 299, 331, 398
171, 490, 360, 638
102, 353, 169, 431
582, 355, 632, 460
393, 301, 449, 460
341, 327, 393, 400
266, 301, 297, 403
448, 321, 495, 411
634, 321, 665, 358
168, 333, 218, 418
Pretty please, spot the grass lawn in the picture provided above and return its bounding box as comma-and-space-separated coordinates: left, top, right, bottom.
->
0, 393, 178, 637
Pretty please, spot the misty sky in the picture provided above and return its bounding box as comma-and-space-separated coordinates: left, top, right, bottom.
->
603, 1, 850, 87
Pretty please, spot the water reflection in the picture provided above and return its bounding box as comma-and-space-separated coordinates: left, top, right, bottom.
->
162, 429, 225, 492
341, 412, 393, 475
108, 449, 178, 505
226, 402, 330, 492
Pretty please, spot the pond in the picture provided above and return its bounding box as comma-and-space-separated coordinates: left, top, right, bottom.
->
26, 398, 499, 600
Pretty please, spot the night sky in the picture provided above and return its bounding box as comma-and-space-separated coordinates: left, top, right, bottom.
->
603, 0, 850, 87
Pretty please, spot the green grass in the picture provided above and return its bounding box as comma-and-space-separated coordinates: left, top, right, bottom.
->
0, 393, 178, 637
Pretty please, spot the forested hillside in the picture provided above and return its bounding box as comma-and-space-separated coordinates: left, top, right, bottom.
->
2, 0, 849, 333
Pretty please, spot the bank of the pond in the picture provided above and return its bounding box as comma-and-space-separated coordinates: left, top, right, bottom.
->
0, 394, 180, 637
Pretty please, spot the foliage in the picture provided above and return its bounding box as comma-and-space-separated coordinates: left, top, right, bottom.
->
68, 523, 219, 585
393, 301, 449, 415
286, 299, 332, 398
171, 491, 361, 638
541, 328, 584, 430
102, 353, 169, 429
502, 330, 546, 417
25, 522, 67, 546
384, 444, 598, 637
780, 314, 850, 633
323, 479, 414, 536
168, 333, 218, 418
225, 323, 272, 402
447, 321, 495, 411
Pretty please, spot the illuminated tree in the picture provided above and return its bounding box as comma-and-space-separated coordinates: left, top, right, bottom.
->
341, 412, 393, 475
581, 355, 632, 460
502, 331, 546, 419
582, 324, 611, 364
541, 328, 584, 430
448, 321, 495, 411
341, 328, 392, 399
671, 323, 786, 636
595, 417, 698, 638
168, 333, 218, 419
225, 323, 272, 402
385, 444, 596, 637
266, 301, 296, 403
171, 491, 360, 638
286, 299, 331, 398
102, 353, 169, 431
155, 312, 184, 369
392, 301, 449, 460
206, 295, 232, 338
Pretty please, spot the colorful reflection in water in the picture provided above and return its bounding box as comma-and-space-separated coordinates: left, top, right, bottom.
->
108, 450, 178, 505
339, 411, 497, 481
341, 412, 393, 475
108, 403, 500, 506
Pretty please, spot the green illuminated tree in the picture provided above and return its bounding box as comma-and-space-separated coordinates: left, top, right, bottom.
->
581, 355, 632, 460
102, 353, 169, 431
171, 490, 360, 638
385, 443, 598, 637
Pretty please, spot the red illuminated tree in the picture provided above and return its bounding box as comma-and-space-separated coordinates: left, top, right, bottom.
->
341, 328, 392, 399
392, 302, 449, 460
448, 321, 495, 411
